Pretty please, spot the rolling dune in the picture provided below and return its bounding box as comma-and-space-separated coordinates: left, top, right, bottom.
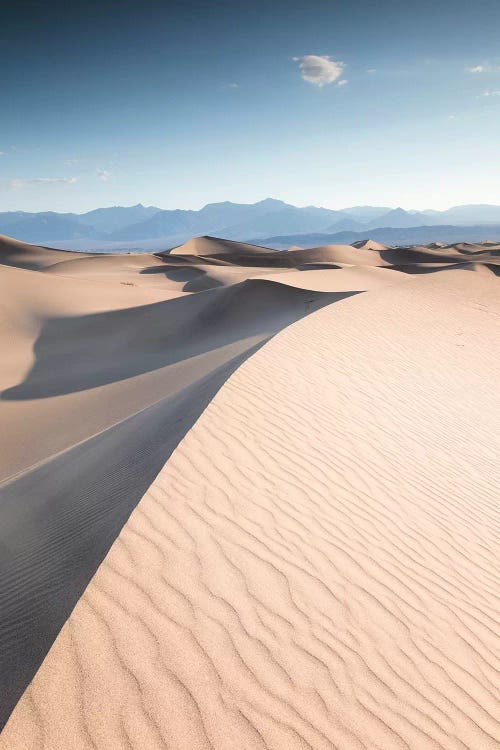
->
0, 234, 499, 748
168, 235, 277, 256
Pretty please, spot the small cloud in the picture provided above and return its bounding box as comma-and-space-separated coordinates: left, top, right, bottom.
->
366, 68, 377, 74
483, 90, 500, 97
0, 151, 6, 156
9, 176, 78, 189
224, 82, 239, 89
337, 79, 348, 86
97, 169, 111, 182
64, 159, 79, 166
466, 63, 500, 73
293, 55, 346, 87
447, 114, 457, 120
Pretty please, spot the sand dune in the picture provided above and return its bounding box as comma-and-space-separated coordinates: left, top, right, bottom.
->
0, 234, 499, 748
168, 235, 277, 256
302, 242, 500, 268
0, 234, 182, 291
253, 264, 410, 292
351, 238, 389, 250
0, 233, 86, 270
0, 235, 354, 728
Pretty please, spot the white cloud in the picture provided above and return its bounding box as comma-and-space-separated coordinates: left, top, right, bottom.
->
466, 63, 500, 74
483, 90, 500, 97
64, 159, 79, 166
0, 151, 6, 156
366, 68, 377, 74
294, 55, 345, 87
97, 169, 111, 181
224, 82, 239, 89
9, 177, 78, 189
337, 79, 348, 86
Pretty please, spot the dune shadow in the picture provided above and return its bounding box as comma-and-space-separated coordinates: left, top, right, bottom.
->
2, 282, 356, 401
297, 263, 342, 271
389, 263, 460, 275
379, 248, 461, 265
139, 263, 225, 291
183, 275, 225, 292
0, 283, 359, 729
140, 264, 205, 281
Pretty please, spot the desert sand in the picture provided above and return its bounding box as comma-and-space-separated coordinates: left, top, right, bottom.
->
0, 233, 499, 749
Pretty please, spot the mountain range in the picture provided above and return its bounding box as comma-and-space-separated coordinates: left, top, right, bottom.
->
3, 199, 500, 250
252, 224, 500, 249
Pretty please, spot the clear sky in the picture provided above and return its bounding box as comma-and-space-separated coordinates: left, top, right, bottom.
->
2, 0, 500, 213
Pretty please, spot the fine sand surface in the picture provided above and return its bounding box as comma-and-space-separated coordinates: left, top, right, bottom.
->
0, 233, 499, 748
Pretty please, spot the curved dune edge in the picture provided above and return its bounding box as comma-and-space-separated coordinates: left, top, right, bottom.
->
1, 263, 359, 726
2, 268, 499, 749
0, 266, 354, 480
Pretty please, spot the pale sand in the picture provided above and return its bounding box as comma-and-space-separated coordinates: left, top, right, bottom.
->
0, 234, 499, 748
168, 236, 277, 256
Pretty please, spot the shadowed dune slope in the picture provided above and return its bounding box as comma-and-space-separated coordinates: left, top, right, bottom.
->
2, 268, 499, 749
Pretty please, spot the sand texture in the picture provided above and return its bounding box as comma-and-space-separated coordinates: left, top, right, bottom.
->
0, 233, 499, 748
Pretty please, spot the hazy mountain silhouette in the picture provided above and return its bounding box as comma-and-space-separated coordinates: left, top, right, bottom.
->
252, 224, 500, 248
4, 200, 500, 247
77, 204, 160, 233
366, 207, 440, 229
1, 214, 105, 243
336, 206, 392, 222
431, 204, 500, 224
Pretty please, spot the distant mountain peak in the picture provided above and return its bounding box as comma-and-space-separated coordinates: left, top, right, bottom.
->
201, 200, 236, 209
255, 197, 287, 207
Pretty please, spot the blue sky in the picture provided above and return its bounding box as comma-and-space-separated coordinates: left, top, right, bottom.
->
2, 0, 500, 212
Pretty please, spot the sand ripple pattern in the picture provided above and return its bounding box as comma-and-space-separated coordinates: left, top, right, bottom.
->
2, 270, 500, 749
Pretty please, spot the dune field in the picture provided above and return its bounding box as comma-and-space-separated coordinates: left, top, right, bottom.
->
0, 232, 499, 749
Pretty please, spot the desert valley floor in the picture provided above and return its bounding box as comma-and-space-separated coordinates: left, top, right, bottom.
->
0, 233, 499, 749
